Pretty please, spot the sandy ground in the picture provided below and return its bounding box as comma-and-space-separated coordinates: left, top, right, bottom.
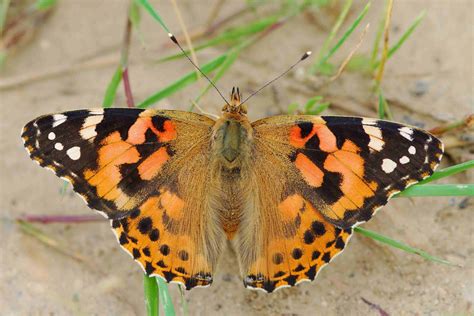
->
1, 1, 473, 315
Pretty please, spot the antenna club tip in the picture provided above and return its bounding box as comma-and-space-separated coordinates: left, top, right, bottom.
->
168, 33, 178, 43
301, 51, 312, 60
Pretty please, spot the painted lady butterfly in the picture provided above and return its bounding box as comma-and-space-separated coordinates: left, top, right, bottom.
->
21, 88, 443, 292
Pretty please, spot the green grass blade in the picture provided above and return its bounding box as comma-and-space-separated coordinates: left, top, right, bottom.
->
130, 0, 141, 31
311, 1, 370, 74
34, 0, 57, 10
143, 275, 159, 316
311, 0, 352, 73
304, 96, 330, 115
136, 0, 170, 33
418, 160, 474, 185
377, 90, 385, 119
157, 15, 280, 63
137, 54, 227, 109
102, 65, 123, 108
354, 227, 455, 266
396, 184, 474, 197
373, 10, 426, 68
377, 89, 393, 119
178, 285, 188, 316
288, 102, 299, 114
370, 13, 385, 68
0, 0, 10, 34
387, 10, 425, 59
157, 277, 176, 316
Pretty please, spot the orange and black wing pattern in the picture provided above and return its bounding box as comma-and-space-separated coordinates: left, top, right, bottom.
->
22, 108, 226, 289
238, 115, 443, 292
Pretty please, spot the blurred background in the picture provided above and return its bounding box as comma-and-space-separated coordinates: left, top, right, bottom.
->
1, 0, 472, 314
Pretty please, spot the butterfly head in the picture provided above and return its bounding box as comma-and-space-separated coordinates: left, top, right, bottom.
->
222, 87, 248, 116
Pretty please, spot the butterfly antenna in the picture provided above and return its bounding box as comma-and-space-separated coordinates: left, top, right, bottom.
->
241, 51, 312, 105
168, 33, 230, 106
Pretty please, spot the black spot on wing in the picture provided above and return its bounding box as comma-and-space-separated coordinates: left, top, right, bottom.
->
138, 217, 153, 234
292, 248, 303, 260
145, 261, 154, 274
118, 163, 146, 195
160, 244, 170, 256
323, 116, 370, 150
306, 265, 317, 280
314, 171, 343, 205
335, 237, 345, 249
151, 115, 168, 132
273, 253, 284, 265
311, 221, 326, 236
178, 250, 189, 261
149, 228, 160, 241
94, 108, 145, 142
297, 122, 313, 139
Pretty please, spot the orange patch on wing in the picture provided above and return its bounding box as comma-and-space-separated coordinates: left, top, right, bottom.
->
323, 151, 375, 217
368, 180, 378, 191
160, 190, 185, 220
278, 194, 302, 221
84, 131, 140, 204
289, 125, 315, 148
138, 147, 169, 180
160, 120, 177, 142
341, 139, 360, 153
332, 150, 365, 177
127, 117, 152, 144
101, 131, 122, 145
126, 117, 177, 145
295, 153, 324, 187
314, 125, 337, 152
289, 123, 337, 152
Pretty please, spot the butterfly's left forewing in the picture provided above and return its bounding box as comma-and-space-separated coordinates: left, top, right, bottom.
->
22, 108, 226, 289
234, 115, 443, 292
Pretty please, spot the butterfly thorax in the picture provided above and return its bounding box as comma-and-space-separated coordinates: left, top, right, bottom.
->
213, 87, 252, 169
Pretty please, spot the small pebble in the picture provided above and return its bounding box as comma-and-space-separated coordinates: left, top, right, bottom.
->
411, 80, 430, 97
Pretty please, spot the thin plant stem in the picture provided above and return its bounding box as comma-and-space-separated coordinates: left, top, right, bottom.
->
122, 1, 135, 108
374, 0, 393, 90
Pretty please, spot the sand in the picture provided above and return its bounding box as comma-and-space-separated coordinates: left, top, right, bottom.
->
1, 1, 472, 315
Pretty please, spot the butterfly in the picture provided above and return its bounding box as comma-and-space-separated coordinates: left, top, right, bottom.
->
21, 87, 443, 293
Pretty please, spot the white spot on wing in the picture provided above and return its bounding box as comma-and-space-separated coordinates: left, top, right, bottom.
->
52, 114, 67, 127
66, 146, 81, 160
89, 109, 104, 115
382, 158, 397, 173
408, 145, 416, 155
399, 156, 410, 164
362, 118, 378, 125
54, 143, 64, 151
80, 115, 103, 140
48, 132, 56, 140
399, 127, 414, 141
363, 125, 384, 151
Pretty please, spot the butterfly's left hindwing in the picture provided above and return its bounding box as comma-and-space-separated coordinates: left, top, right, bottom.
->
22, 108, 227, 289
